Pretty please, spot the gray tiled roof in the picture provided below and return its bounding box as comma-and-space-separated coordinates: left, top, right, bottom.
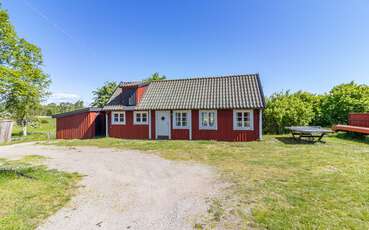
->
136, 74, 265, 110
103, 87, 136, 111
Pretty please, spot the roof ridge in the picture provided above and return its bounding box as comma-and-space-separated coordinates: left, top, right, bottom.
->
151, 73, 259, 83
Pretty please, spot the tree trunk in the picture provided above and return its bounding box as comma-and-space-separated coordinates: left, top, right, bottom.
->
22, 120, 27, 136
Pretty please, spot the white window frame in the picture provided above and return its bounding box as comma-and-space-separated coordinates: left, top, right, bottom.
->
111, 111, 126, 125
199, 110, 217, 130
133, 111, 148, 125
233, 109, 254, 130
172, 110, 191, 129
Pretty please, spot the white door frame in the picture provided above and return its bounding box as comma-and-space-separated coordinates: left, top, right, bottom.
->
155, 111, 171, 139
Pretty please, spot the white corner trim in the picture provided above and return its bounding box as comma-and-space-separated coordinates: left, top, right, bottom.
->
148, 110, 152, 139
111, 111, 126, 125
189, 111, 192, 140
172, 110, 191, 129
233, 109, 254, 131
259, 109, 263, 140
105, 113, 109, 137
133, 111, 149, 125
199, 110, 218, 130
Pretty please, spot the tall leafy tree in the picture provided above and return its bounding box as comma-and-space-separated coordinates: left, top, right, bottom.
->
143, 72, 166, 82
0, 6, 50, 136
91, 81, 118, 107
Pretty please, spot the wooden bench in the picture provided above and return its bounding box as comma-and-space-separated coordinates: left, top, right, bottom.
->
333, 113, 369, 135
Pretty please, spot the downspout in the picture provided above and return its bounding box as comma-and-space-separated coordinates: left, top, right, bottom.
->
105, 112, 109, 137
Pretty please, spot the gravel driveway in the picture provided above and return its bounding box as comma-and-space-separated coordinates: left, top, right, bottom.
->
0, 143, 221, 230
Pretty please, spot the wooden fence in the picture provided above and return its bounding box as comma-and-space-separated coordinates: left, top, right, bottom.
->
0, 120, 14, 143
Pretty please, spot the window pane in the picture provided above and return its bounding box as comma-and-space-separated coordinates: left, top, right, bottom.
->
237, 121, 243, 127
182, 121, 187, 127
209, 113, 214, 126
142, 113, 147, 119
203, 114, 208, 126
182, 113, 187, 118
236, 112, 242, 121
176, 120, 181, 126
142, 116, 147, 122
120, 114, 124, 122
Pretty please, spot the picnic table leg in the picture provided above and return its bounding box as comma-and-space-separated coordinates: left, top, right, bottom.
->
291, 132, 301, 141
317, 133, 325, 142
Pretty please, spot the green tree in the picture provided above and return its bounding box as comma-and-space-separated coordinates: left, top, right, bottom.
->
320, 82, 369, 125
0, 6, 50, 136
143, 72, 166, 82
263, 91, 316, 134
91, 81, 118, 107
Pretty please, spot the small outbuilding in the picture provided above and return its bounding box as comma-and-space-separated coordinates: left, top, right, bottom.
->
52, 108, 105, 139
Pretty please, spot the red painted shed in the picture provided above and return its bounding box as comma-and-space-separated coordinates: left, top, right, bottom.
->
52, 108, 105, 139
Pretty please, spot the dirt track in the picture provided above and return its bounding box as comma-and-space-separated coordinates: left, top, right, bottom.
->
0, 143, 221, 230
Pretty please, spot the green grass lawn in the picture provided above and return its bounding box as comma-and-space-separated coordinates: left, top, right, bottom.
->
9, 117, 56, 144
0, 155, 80, 229
52, 134, 369, 229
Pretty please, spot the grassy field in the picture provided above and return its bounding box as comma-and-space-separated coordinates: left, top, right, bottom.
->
0, 155, 80, 229
52, 135, 369, 229
9, 117, 56, 144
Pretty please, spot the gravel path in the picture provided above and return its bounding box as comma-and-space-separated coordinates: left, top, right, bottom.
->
0, 143, 221, 230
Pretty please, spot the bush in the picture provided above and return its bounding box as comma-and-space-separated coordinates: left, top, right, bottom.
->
263, 91, 316, 134
263, 82, 369, 134
320, 82, 369, 125
40, 119, 49, 124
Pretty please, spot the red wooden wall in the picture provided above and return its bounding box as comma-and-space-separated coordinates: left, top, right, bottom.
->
349, 113, 369, 128
169, 109, 260, 141
191, 109, 260, 141
108, 111, 149, 139
107, 109, 261, 141
56, 112, 97, 139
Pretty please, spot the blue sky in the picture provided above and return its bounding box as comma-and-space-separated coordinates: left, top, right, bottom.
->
3, 0, 369, 104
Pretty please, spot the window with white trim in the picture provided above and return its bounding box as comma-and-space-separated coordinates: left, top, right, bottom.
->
111, 111, 125, 125
134, 111, 148, 125
199, 110, 217, 130
233, 110, 253, 130
173, 111, 190, 129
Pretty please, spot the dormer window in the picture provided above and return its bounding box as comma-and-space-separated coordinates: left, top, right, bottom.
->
128, 92, 136, 105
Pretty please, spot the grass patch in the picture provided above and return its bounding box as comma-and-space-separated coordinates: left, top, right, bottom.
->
0, 156, 80, 229
51, 135, 369, 229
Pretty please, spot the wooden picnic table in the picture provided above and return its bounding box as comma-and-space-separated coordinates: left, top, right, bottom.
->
285, 126, 333, 142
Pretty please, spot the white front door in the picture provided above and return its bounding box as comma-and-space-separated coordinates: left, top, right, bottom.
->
156, 111, 170, 139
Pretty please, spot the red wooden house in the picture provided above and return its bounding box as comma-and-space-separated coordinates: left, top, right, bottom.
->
53, 74, 265, 141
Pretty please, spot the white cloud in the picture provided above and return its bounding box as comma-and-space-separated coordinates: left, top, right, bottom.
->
47, 92, 81, 104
